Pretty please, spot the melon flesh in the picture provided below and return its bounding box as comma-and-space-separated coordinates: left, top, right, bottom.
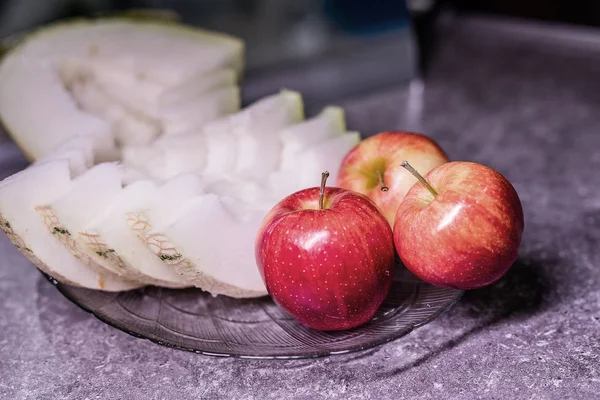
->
144, 193, 267, 298
45, 163, 140, 278
82, 60, 165, 118
201, 121, 238, 178
121, 165, 152, 185
127, 173, 206, 240
232, 90, 304, 180
160, 86, 241, 136
124, 90, 304, 182
160, 68, 236, 106
205, 177, 274, 222
121, 134, 206, 181
269, 132, 361, 198
0, 136, 95, 191
59, 61, 161, 147
15, 19, 244, 85
203, 90, 304, 179
127, 174, 211, 281
120, 146, 154, 172
295, 132, 361, 188
0, 161, 141, 291
279, 106, 346, 170
37, 135, 96, 174
0, 56, 117, 161
0, 18, 243, 160
84, 180, 190, 287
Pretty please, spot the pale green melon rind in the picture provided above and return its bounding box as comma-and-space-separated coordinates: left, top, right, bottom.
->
92, 8, 182, 23
3, 17, 244, 78
0, 16, 244, 161
0, 9, 184, 59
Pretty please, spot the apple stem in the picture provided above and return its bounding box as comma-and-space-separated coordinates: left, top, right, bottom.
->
319, 171, 329, 210
401, 160, 438, 197
377, 170, 389, 192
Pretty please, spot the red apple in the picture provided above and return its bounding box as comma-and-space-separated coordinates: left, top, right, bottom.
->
255, 172, 395, 331
337, 131, 449, 226
394, 161, 524, 290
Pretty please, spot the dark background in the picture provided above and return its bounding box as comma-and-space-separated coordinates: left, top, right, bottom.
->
449, 0, 600, 27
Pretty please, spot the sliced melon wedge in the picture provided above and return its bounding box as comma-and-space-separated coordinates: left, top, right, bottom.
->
127, 173, 206, 240
160, 86, 241, 136
0, 56, 117, 161
83, 59, 165, 117
0, 161, 140, 291
202, 89, 304, 179
295, 132, 361, 187
122, 90, 304, 182
202, 120, 239, 178
205, 177, 274, 222
142, 193, 267, 298
121, 134, 206, 181
84, 180, 190, 288
232, 90, 304, 179
127, 174, 212, 283
269, 132, 361, 198
29, 134, 96, 179
43, 163, 135, 277
14, 19, 243, 85
0, 17, 243, 160
279, 106, 346, 170
160, 68, 236, 106
59, 60, 161, 147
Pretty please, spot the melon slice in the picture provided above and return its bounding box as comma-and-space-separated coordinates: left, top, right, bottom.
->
0, 17, 243, 160
84, 180, 190, 288
121, 165, 152, 185
123, 90, 304, 182
203, 89, 304, 179
205, 177, 274, 222
202, 121, 239, 178
58, 59, 161, 147
269, 132, 361, 198
83, 60, 165, 118
295, 132, 361, 187
142, 193, 267, 298
126, 173, 206, 241
122, 134, 206, 181
279, 106, 346, 170
0, 161, 140, 291
127, 174, 210, 280
0, 56, 117, 161
14, 19, 243, 85
120, 145, 154, 172
0, 136, 95, 192
232, 90, 304, 179
28, 135, 96, 180
160, 68, 236, 106
160, 86, 241, 136
43, 163, 138, 277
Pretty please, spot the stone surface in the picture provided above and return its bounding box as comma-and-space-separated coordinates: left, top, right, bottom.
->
1, 16, 600, 400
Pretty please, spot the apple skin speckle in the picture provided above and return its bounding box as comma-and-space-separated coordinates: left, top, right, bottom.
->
255, 187, 396, 331
394, 161, 524, 290
337, 131, 449, 226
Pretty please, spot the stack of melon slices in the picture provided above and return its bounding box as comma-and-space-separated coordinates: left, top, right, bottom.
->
0, 17, 361, 298
0, 18, 243, 161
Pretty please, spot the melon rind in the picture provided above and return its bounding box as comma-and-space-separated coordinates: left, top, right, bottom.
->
0, 17, 244, 161
0, 160, 141, 291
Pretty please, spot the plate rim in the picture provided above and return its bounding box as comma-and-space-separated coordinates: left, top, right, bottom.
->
44, 273, 464, 360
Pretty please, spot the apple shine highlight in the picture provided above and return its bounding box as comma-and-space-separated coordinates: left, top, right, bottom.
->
255, 186, 396, 331
393, 161, 524, 290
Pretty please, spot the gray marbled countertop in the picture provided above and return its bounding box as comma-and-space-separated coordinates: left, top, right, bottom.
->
1, 15, 599, 399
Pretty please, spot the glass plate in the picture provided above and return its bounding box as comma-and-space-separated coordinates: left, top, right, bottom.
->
50, 267, 462, 359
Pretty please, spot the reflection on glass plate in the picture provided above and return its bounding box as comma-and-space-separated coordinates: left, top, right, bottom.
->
50, 267, 462, 359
